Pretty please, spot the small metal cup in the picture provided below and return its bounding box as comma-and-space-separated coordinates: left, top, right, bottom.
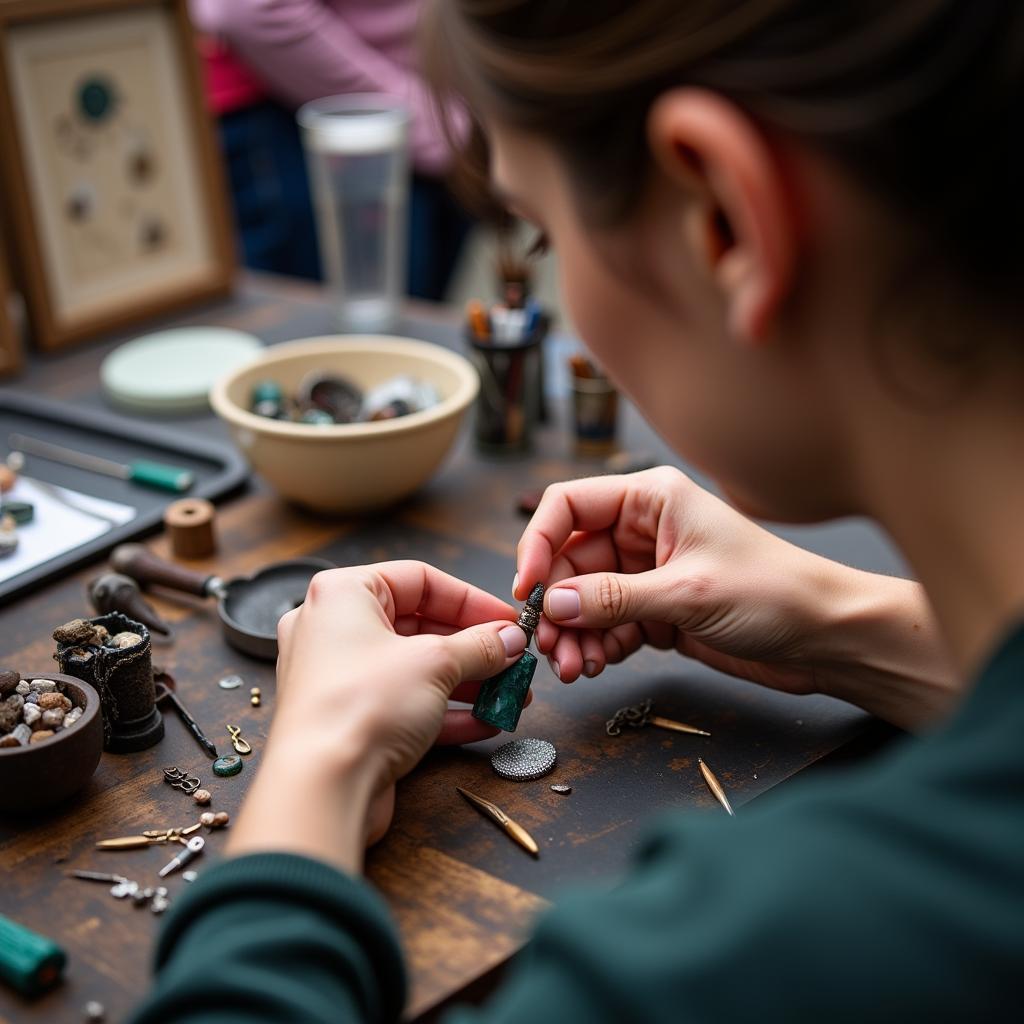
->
571, 376, 619, 456
468, 333, 542, 453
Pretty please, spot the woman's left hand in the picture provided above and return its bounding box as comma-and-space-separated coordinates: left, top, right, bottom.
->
226, 562, 527, 872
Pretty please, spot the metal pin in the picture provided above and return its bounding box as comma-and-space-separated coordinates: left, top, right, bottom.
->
698, 758, 734, 816
68, 870, 129, 884
456, 787, 539, 857
648, 715, 711, 737
155, 683, 218, 759
226, 724, 252, 755
158, 835, 205, 877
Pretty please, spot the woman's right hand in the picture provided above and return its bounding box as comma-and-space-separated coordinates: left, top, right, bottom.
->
516, 467, 956, 729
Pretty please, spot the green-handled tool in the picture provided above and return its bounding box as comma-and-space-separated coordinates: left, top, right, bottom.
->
9, 433, 194, 493
0, 913, 66, 996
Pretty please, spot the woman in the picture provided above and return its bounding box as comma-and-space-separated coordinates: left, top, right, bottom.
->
131, 2, 1023, 1020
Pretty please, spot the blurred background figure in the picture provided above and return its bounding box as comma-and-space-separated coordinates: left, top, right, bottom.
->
189, 0, 473, 300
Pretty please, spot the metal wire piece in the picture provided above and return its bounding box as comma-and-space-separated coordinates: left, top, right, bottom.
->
491, 737, 557, 781
606, 698, 654, 736
606, 698, 711, 737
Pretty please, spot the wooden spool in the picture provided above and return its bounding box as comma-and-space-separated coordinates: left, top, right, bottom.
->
163, 498, 217, 559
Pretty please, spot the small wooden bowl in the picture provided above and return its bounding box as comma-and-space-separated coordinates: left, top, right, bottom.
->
0, 674, 103, 814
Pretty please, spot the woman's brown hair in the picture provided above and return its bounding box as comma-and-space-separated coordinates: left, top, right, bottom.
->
425, 0, 1023, 313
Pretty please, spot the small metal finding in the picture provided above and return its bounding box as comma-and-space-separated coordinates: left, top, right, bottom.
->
698, 758, 735, 817
550, 784, 572, 794
226, 724, 252, 755
491, 738, 557, 781
605, 698, 710, 738
69, 870, 129, 885
158, 835, 205, 877
163, 765, 202, 794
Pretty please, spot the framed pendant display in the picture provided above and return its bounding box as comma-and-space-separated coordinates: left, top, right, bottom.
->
0, 0, 234, 351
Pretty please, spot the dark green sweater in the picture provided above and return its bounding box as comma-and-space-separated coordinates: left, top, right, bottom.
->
130, 625, 1024, 1023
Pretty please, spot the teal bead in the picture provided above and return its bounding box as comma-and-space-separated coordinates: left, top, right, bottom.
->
212, 755, 243, 777
472, 650, 537, 732
250, 380, 283, 405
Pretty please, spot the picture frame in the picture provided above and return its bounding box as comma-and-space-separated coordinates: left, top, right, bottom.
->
0, 0, 234, 351
0, 225, 23, 376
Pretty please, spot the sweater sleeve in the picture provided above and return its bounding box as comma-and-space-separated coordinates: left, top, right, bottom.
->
127, 853, 406, 1024
189, 0, 459, 174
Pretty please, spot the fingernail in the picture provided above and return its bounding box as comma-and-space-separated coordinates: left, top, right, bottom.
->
584, 660, 598, 677
499, 624, 527, 657
512, 572, 520, 597
551, 659, 561, 680
547, 588, 580, 621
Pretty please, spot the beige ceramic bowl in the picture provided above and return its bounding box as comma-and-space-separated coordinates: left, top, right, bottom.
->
210, 336, 479, 513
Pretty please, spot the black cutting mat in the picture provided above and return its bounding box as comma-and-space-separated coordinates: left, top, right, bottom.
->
0, 389, 248, 603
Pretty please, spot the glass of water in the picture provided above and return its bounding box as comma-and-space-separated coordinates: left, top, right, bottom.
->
298, 95, 409, 332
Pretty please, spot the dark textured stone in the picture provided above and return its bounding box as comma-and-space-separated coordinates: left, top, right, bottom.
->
0, 668, 19, 696
472, 651, 538, 732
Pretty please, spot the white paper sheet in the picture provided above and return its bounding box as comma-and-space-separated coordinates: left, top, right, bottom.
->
0, 476, 136, 585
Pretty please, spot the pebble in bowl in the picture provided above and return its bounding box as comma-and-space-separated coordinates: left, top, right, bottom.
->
210, 336, 480, 514
0, 671, 103, 814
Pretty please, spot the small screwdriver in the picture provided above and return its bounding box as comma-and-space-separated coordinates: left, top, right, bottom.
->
8, 434, 194, 493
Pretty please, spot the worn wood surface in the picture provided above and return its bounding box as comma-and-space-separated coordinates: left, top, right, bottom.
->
0, 274, 904, 1024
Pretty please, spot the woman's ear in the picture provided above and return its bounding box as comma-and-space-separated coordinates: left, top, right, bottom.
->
646, 88, 796, 343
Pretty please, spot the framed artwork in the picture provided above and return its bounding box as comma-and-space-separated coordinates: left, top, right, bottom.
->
0, 0, 234, 351
0, 226, 22, 376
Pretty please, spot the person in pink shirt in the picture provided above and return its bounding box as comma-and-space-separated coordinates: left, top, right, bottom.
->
190, 0, 471, 296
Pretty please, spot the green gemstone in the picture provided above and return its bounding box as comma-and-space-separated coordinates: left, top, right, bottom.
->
212, 755, 243, 777
472, 650, 537, 732
78, 77, 116, 122
251, 380, 283, 405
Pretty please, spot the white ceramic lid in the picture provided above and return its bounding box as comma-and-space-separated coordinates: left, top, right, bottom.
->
101, 327, 264, 414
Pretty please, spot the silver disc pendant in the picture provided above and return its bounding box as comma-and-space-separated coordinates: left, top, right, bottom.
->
491, 738, 557, 781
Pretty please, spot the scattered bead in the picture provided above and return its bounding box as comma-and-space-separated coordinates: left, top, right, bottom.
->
199, 811, 216, 827
250, 696, 261, 707
516, 489, 544, 516
182, 870, 199, 883
217, 674, 243, 690
83, 999, 106, 1022
212, 755, 243, 777
550, 784, 573, 794
212, 811, 230, 827
193, 788, 212, 806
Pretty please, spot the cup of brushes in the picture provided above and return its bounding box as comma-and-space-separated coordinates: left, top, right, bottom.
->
472, 584, 545, 731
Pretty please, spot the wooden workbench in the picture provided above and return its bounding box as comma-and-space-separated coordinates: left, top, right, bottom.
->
0, 274, 905, 1023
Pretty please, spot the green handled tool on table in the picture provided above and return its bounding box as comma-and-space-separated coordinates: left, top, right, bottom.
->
8, 434, 194, 493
